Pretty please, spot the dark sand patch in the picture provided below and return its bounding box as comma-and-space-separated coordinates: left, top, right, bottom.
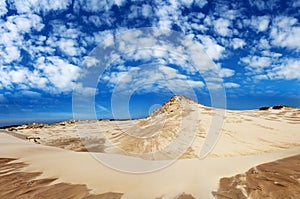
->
0, 158, 123, 199
213, 154, 300, 199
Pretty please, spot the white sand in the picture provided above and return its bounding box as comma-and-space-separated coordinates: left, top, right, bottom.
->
1, 132, 299, 199
1, 97, 299, 198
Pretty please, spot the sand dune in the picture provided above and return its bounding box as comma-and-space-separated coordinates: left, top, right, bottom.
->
213, 154, 300, 199
0, 132, 299, 199
5, 95, 300, 159
1, 95, 300, 198
0, 158, 122, 199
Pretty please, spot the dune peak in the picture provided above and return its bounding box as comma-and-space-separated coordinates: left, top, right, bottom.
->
149, 95, 199, 118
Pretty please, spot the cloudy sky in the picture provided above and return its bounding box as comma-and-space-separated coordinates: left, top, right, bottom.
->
0, 0, 299, 126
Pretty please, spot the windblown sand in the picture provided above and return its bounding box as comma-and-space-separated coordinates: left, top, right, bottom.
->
1, 96, 300, 198
213, 154, 300, 199
0, 158, 122, 199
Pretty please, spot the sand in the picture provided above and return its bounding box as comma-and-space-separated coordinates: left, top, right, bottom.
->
1, 132, 300, 199
1, 95, 300, 198
0, 158, 123, 199
5, 96, 300, 160
213, 154, 300, 199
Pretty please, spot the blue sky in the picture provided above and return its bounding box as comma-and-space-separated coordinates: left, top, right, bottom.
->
0, 0, 300, 126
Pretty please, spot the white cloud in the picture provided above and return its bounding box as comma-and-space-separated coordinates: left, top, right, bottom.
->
258, 17, 270, 32
49, 21, 81, 39
257, 38, 271, 49
88, 15, 102, 27
251, 16, 270, 32
142, 4, 152, 18
9, 67, 29, 84
241, 56, 271, 68
27, 70, 48, 89
269, 59, 300, 80
0, 67, 12, 90
224, 82, 240, 88
155, 0, 181, 30
13, 16, 32, 32
220, 9, 241, 21
12, 0, 72, 14
0, 13, 45, 65
114, 0, 126, 7
214, 18, 231, 37
270, 16, 300, 51
6, 14, 44, 33
194, 0, 208, 8
179, 0, 194, 8
58, 39, 78, 56
103, 65, 205, 94
249, 0, 266, 11
1, 66, 48, 91
83, 56, 99, 68
128, 5, 140, 19
220, 68, 235, 78
35, 56, 81, 92
76, 0, 114, 12
19, 90, 42, 98
73, 84, 97, 97
261, 50, 282, 58
0, 46, 21, 64
232, 38, 246, 49
0, 1, 8, 17
197, 35, 225, 60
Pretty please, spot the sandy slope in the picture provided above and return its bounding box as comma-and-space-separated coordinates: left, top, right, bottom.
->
1, 133, 300, 199
5, 96, 300, 159
213, 154, 300, 199
0, 158, 123, 199
1, 95, 300, 198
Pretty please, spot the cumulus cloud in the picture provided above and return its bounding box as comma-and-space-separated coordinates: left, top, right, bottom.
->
257, 38, 271, 50
87, 15, 102, 27
75, 0, 116, 12
0, 65, 48, 91
249, 0, 267, 11
102, 65, 205, 95
268, 59, 300, 80
19, 90, 42, 98
0, 46, 21, 64
193, 0, 208, 8
241, 56, 271, 69
0, 1, 8, 17
11, 0, 72, 14
58, 39, 78, 56
0, 0, 298, 99
224, 82, 240, 88
214, 18, 231, 37
220, 68, 235, 78
270, 16, 300, 51
141, 4, 153, 18
197, 35, 225, 60
83, 56, 99, 68
155, 0, 181, 30
251, 16, 270, 32
0, 13, 45, 65
232, 38, 246, 49
35, 56, 81, 92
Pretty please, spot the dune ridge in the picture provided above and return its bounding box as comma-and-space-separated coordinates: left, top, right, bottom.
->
4, 95, 300, 159
1, 95, 300, 198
